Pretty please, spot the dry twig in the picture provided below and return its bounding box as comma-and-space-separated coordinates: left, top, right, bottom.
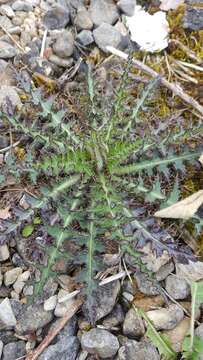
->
107, 46, 203, 116
25, 299, 83, 360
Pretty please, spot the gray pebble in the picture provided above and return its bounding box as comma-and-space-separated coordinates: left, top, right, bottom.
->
118, 339, 160, 360
165, 275, 190, 300
75, 5, 93, 30
43, 5, 70, 30
0, 298, 17, 330
123, 308, 145, 338
12, 0, 33, 11
53, 30, 74, 58
183, 6, 203, 30
0, 5, 15, 18
93, 23, 122, 53
76, 30, 94, 46
117, 0, 136, 16
2, 341, 26, 360
0, 41, 16, 58
89, 0, 119, 27
15, 304, 53, 334
81, 328, 119, 358
134, 271, 160, 296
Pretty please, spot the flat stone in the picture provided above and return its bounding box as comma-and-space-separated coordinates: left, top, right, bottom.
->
183, 6, 203, 30
118, 339, 160, 360
83, 280, 120, 323
89, 0, 119, 27
156, 261, 174, 281
81, 328, 119, 358
2, 341, 26, 360
4, 267, 22, 287
12, 0, 33, 11
43, 5, 70, 30
0, 298, 17, 329
147, 304, 184, 330
123, 308, 145, 338
75, 5, 93, 30
76, 30, 94, 46
93, 23, 122, 53
0, 5, 15, 17
0, 244, 9, 261
117, 0, 136, 16
15, 304, 53, 334
0, 42, 16, 58
165, 275, 190, 300
53, 30, 74, 58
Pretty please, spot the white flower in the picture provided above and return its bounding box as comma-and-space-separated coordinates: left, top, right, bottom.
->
125, 6, 170, 53
160, 0, 184, 11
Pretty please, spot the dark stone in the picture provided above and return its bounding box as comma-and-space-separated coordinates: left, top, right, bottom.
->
43, 5, 70, 30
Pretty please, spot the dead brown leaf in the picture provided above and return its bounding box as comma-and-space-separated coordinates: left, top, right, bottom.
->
154, 190, 203, 219
0, 206, 11, 219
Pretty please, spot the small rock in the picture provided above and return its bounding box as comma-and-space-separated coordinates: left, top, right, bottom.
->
23, 284, 33, 296
102, 304, 124, 329
93, 23, 122, 53
0, 85, 21, 110
134, 271, 160, 296
0, 41, 16, 58
83, 280, 120, 323
147, 304, 184, 330
81, 328, 119, 358
0, 244, 9, 261
0, 298, 17, 329
183, 6, 203, 30
38, 336, 79, 360
76, 29, 94, 46
165, 275, 190, 300
117, 0, 136, 16
19, 194, 30, 209
123, 308, 145, 338
89, 0, 119, 27
44, 295, 57, 311
0, 5, 15, 18
0, 340, 3, 358
2, 341, 26, 360
12, 0, 33, 11
43, 5, 70, 30
4, 267, 22, 287
75, 5, 93, 30
13, 281, 24, 294
15, 304, 53, 334
118, 339, 160, 360
164, 318, 190, 352
53, 30, 74, 58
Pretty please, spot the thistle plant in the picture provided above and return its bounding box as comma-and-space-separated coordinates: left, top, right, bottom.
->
0, 54, 202, 319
